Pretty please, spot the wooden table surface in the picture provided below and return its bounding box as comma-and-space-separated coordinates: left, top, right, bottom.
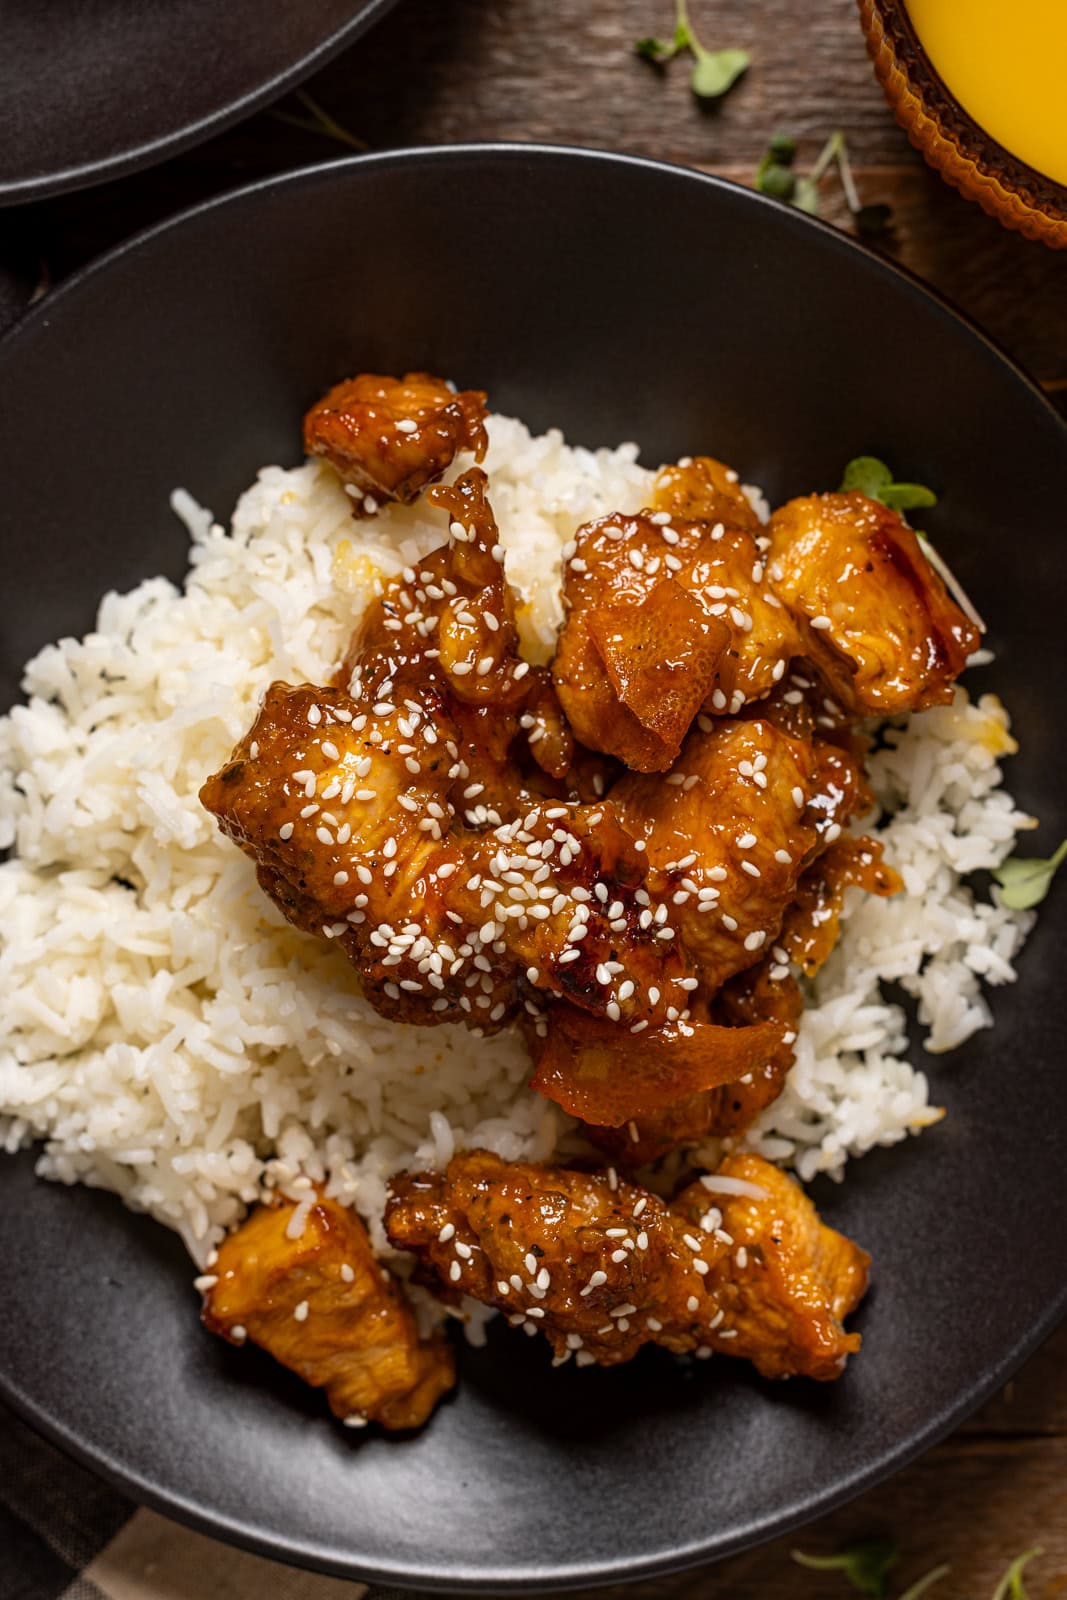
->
5, 1, 1067, 1594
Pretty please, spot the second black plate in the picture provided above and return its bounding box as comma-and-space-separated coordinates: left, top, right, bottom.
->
0, 0, 398, 205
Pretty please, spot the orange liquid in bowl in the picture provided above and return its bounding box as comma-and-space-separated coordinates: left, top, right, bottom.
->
905, 0, 1067, 187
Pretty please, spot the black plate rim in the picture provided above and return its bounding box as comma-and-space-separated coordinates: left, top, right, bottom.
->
2, 141, 1066, 1593
0, 0, 400, 207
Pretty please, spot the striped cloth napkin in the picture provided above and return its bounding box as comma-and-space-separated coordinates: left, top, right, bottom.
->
0, 1402, 413, 1600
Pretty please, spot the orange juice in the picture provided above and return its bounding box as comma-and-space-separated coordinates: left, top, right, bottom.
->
905, 0, 1067, 188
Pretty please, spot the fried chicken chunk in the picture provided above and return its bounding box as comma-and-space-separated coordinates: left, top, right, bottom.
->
553, 508, 801, 772
529, 1005, 786, 1126
585, 960, 804, 1164
651, 455, 762, 533
611, 717, 871, 995
781, 835, 902, 977
202, 1191, 454, 1430
385, 1150, 868, 1381
767, 492, 981, 715
304, 371, 488, 514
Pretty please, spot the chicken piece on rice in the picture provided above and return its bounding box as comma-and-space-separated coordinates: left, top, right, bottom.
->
583, 958, 804, 1166
202, 1191, 455, 1430
610, 716, 872, 997
766, 491, 981, 716
199, 677, 518, 1029
385, 1149, 868, 1382
304, 370, 488, 515
336, 464, 577, 821
650, 455, 763, 534
552, 506, 803, 772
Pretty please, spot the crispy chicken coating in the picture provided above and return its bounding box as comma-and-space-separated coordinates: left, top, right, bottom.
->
611, 717, 871, 995
766, 492, 980, 715
781, 835, 902, 977
586, 960, 803, 1164
651, 456, 763, 533
202, 1191, 454, 1429
529, 1004, 786, 1126
385, 1150, 868, 1381
304, 371, 487, 514
553, 508, 802, 772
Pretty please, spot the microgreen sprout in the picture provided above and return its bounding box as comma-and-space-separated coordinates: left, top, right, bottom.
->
792, 1538, 900, 1596
993, 841, 1067, 910
896, 1566, 952, 1600
635, 0, 749, 101
991, 1547, 1043, 1600
839, 456, 938, 512
270, 90, 367, 152
756, 130, 894, 235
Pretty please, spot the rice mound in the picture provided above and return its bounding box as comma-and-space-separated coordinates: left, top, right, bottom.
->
0, 415, 1037, 1269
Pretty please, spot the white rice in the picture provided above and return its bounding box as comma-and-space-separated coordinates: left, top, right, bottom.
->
0, 413, 1038, 1278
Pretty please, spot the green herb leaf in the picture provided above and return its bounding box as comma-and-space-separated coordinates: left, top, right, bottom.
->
756, 162, 796, 201
792, 1539, 899, 1597
856, 201, 895, 236
635, 34, 676, 61
992, 841, 1067, 910
840, 456, 893, 498
839, 457, 938, 512
992, 1547, 1043, 1600
898, 1564, 952, 1600
690, 45, 749, 98
881, 482, 938, 512
768, 130, 797, 164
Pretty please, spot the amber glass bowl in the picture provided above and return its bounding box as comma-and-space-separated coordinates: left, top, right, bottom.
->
858, 0, 1067, 248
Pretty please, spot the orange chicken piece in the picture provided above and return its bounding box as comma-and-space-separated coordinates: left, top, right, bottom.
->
304, 370, 487, 514
202, 1192, 454, 1430
385, 1150, 868, 1381
766, 492, 980, 715
585, 960, 803, 1164
651, 455, 763, 533
553, 509, 802, 772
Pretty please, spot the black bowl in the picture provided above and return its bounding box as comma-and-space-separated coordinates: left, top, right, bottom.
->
0, 146, 1065, 1592
0, 0, 397, 204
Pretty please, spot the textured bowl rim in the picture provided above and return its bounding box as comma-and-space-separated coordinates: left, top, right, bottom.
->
2, 142, 1066, 1593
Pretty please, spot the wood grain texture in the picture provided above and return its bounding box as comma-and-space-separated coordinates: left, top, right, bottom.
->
3, 2, 1066, 1593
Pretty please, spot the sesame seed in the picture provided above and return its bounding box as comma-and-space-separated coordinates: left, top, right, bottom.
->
278, 822, 294, 841
611, 1249, 628, 1263
792, 785, 805, 808
737, 831, 757, 848
340, 1264, 355, 1283
741, 860, 761, 878
811, 614, 832, 630
293, 1300, 309, 1322
438, 1222, 456, 1242
687, 1295, 700, 1312
449, 1261, 462, 1282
